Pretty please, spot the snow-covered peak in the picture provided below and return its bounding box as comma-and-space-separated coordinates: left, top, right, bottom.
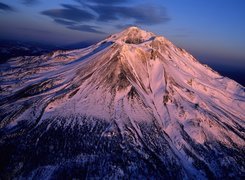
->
121, 26, 150, 35
123, 26, 140, 31
107, 26, 156, 44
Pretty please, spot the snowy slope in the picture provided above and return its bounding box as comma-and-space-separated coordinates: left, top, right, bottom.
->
0, 27, 244, 179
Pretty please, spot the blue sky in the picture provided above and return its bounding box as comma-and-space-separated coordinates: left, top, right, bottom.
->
0, 0, 245, 70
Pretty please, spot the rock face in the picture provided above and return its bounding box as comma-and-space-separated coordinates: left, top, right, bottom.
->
0, 27, 244, 179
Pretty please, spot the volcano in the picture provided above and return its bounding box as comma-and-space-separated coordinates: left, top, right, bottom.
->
0, 27, 244, 179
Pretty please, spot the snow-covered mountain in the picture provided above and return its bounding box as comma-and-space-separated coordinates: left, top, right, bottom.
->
0, 27, 244, 179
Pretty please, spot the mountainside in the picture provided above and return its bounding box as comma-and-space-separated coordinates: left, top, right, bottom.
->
0, 27, 244, 179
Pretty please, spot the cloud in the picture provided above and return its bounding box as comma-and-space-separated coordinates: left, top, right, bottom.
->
89, 4, 170, 25
41, 4, 105, 34
75, 0, 128, 5
115, 24, 137, 29
74, 1, 170, 25
41, 4, 95, 22
54, 19, 76, 26
21, 0, 39, 5
0, 2, 15, 12
67, 25, 105, 34
41, 1, 170, 35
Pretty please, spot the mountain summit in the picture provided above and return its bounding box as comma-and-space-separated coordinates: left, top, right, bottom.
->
0, 27, 244, 179
109, 26, 155, 43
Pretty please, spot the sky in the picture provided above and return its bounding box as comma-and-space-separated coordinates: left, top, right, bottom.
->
0, 0, 245, 84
